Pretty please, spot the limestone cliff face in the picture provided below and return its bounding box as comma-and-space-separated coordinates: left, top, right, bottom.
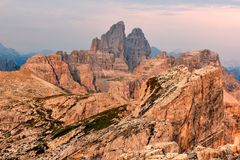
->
90, 21, 151, 71
90, 38, 100, 52
21, 53, 93, 94
2, 22, 240, 159
138, 65, 224, 151
91, 21, 126, 58
1, 64, 240, 160
125, 28, 151, 71
174, 49, 221, 71
21, 50, 130, 94
21, 22, 152, 95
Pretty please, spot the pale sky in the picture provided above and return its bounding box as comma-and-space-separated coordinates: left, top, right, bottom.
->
0, 0, 240, 66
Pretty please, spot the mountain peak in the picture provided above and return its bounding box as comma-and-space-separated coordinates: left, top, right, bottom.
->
130, 28, 144, 37
90, 21, 151, 71
108, 21, 125, 34
116, 21, 124, 26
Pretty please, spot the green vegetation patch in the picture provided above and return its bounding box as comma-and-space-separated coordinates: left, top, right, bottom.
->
51, 105, 127, 139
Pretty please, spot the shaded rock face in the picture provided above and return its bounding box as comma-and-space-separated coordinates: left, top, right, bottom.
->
91, 21, 126, 58
174, 49, 221, 71
69, 50, 115, 70
90, 38, 100, 52
90, 21, 151, 71
125, 28, 151, 71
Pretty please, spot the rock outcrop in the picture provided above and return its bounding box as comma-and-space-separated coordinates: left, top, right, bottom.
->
90, 21, 151, 71
125, 28, 151, 70
21, 53, 90, 94
138, 66, 225, 151
91, 21, 126, 58
223, 70, 240, 101
21, 50, 132, 94
1, 63, 240, 159
1, 22, 240, 160
174, 49, 221, 71
90, 38, 100, 52
0, 70, 128, 159
0, 70, 65, 99
21, 21, 152, 95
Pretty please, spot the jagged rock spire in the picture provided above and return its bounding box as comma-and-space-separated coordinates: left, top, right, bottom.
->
125, 28, 151, 71
90, 21, 151, 71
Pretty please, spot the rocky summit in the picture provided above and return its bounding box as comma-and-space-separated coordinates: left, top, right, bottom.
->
0, 22, 240, 160
90, 21, 151, 71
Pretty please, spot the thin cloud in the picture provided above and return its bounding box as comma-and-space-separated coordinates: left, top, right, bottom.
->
0, 0, 240, 66
118, 0, 240, 7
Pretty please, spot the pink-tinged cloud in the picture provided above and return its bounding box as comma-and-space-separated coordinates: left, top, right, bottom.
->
0, 0, 240, 66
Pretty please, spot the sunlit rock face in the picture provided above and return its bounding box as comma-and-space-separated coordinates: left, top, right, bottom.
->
1, 58, 240, 160
174, 49, 221, 71
22, 21, 152, 95
1, 22, 240, 160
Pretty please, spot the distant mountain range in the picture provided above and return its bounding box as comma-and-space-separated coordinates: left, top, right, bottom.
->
150, 47, 183, 58
0, 43, 54, 71
150, 47, 161, 57
225, 67, 240, 81
1, 43, 239, 82
168, 49, 184, 58
23, 49, 55, 56
0, 43, 23, 71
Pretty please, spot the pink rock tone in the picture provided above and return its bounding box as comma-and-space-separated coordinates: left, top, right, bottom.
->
90, 38, 100, 52
90, 21, 151, 71
0, 22, 239, 160
113, 58, 129, 72
137, 66, 225, 150
161, 51, 168, 59
42, 93, 127, 126
1, 56, 240, 159
133, 55, 171, 80
174, 49, 221, 71
21, 53, 89, 94
0, 70, 65, 99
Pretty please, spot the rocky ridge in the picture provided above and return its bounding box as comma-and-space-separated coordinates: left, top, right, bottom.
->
21, 22, 152, 95
175, 49, 221, 71
1, 64, 239, 159
90, 21, 151, 71
0, 22, 240, 159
